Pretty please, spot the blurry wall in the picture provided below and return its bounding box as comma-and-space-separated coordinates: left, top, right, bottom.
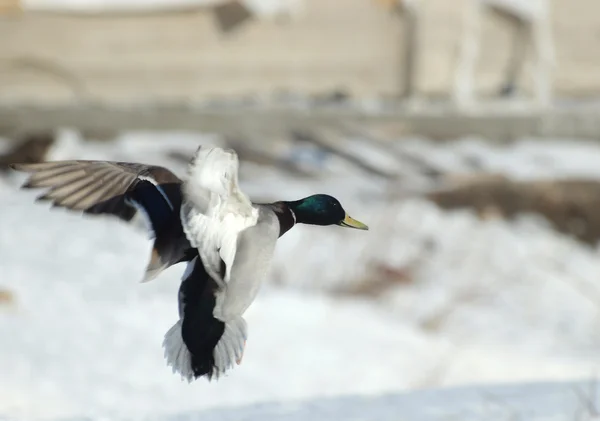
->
0, 0, 598, 104
413, 0, 600, 99
0, 0, 402, 103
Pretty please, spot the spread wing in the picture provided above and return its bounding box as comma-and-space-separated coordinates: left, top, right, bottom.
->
10, 160, 183, 223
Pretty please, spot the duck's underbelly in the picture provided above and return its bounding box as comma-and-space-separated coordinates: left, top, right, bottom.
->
214, 277, 262, 321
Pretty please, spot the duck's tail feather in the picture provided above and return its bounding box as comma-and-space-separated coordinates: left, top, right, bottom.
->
214, 317, 248, 371
162, 316, 247, 382
163, 320, 194, 381
165, 254, 247, 381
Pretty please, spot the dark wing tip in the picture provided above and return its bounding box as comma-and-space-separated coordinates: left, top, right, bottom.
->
35, 191, 54, 202
9, 162, 47, 173
9, 163, 40, 188
21, 180, 37, 189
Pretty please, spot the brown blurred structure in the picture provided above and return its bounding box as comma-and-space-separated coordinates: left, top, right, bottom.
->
0, 0, 20, 14
0, 132, 55, 172
0, 0, 400, 102
0, 0, 596, 103
0, 288, 15, 307
426, 175, 600, 246
3, 1, 600, 140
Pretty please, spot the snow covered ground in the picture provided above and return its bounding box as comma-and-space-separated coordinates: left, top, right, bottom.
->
148, 380, 600, 421
2, 130, 600, 421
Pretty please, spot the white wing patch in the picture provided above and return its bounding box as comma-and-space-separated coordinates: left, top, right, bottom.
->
180, 146, 258, 295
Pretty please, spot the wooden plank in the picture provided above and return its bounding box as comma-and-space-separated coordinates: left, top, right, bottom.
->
0, 0, 402, 103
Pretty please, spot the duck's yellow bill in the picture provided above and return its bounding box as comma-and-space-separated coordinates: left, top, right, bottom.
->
339, 214, 369, 230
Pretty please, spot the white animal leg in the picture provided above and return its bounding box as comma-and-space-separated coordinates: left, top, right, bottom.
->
499, 19, 529, 97
454, 0, 482, 109
530, 7, 554, 107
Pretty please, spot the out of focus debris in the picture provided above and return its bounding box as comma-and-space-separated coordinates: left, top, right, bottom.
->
166, 134, 317, 178
419, 287, 486, 333
0, 288, 15, 307
426, 174, 600, 246
340, 124, 444, 180
213, 0, 253, 33
333, 261, 419, 298
0, 132, 55, 172
291, 129, 396, 179
224, 135, 316, 178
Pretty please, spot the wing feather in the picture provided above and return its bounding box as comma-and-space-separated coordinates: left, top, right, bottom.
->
39, 167, 114, 205
24, 164, 87, 188
55, 170, 115, 208
11, 160, 183, 223
79, 170, 125, 205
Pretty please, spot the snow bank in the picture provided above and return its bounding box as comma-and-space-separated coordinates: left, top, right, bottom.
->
159, 380, 600, 421
2, 131, 600, 421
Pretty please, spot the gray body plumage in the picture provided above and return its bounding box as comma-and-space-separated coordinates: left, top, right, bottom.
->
217, 205, 281, 320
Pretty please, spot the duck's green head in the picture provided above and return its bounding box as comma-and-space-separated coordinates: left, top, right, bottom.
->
286, 194, 369, 230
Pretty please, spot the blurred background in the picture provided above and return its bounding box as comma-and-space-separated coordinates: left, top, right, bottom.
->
3, 0, 600, 420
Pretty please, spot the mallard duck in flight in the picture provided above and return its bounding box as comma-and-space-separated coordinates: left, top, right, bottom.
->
10, 146, 369, 381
